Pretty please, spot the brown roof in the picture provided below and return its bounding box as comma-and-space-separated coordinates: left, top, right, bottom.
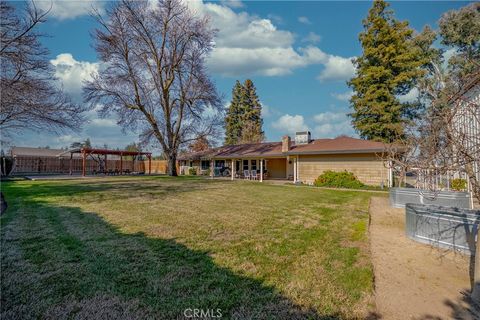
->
288, 136, 387, 154
179, 136, 389, 160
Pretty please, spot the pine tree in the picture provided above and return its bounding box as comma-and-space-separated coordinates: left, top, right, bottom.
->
439, 3, 480, 86
224, 81, 244, 145
224, 79, 265, 145
348, 0, 428, 143
241, 79, 264, 143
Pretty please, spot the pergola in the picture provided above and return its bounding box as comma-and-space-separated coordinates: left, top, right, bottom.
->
65, 148, 152, 177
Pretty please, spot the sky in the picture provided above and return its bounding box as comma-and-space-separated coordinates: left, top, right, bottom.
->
7, 0, 472, 153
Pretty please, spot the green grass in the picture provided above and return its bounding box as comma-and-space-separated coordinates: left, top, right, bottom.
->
1, 176, 376, 319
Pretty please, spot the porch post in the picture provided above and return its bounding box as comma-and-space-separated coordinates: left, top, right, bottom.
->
260, 158, 263, 182
210, 159, 214, 179
231, 159, 234, 181
293, 157, 297, 183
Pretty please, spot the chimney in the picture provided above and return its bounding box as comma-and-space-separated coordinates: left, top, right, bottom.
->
282, 135, 291, 152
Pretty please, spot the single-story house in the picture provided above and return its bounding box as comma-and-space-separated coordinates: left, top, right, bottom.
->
178, 132, 393, 186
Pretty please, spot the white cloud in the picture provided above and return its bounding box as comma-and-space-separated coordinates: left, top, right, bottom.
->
57, 134, 78, 144
312, 111, 355, 138
331, 91, 353, 102
397, 87, 419, 103
272, 114, 309, 135
298, 16, 312, 25
220, 0, 244, 8
185, 1, 351, 79
50, 53, 99, 97
302, 32, 321, 44
261, 104, 281, 118
36, 0, 103, 20
90, 118, 117, 127
317, 55, 355, 82
209, 47, 310, 76
267, 14, 284, 25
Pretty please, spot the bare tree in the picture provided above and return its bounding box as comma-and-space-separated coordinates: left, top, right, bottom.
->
84, 0, 222, 176
0, 1, 86, 138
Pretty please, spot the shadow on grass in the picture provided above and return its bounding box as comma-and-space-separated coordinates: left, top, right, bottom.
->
1, 183, 345, 319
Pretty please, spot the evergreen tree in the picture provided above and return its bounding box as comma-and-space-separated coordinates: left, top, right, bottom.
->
224, 81, 244, 145
241, 79, 264, 143
84, 138, 92, 148
348, 0, 428, 142
439, 3, 480, 85
224, 79, 264, 145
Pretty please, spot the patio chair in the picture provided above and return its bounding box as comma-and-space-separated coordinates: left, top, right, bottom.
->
251, 170, 258, 180
243, 170, 250, 180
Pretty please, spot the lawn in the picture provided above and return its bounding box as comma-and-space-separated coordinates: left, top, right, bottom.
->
1, 176, 376, 319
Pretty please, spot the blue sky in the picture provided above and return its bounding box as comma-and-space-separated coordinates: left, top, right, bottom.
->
9, 0, 472, 153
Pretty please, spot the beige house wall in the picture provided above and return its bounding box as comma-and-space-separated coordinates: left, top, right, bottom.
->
266, 158, 287, 179
297, 153, 389, 186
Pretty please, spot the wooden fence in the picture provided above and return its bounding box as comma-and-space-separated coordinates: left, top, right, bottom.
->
11, 156, 173, 175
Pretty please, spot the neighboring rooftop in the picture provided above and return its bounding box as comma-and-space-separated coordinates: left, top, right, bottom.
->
10, 147, 151, 159
10, 147, 81, 158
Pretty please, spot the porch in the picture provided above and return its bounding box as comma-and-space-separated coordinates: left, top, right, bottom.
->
209, 157, 299, 182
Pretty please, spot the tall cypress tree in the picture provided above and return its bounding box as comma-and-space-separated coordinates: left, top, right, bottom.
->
241, 79, 264, 143
348, 0, 428, 143
224, 81, 244, 145
224, 79, 264, 145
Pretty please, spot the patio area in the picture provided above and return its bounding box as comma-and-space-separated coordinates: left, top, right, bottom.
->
180, 157, 297, 182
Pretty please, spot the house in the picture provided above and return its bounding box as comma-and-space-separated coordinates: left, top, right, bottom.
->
178, 132, 392, 186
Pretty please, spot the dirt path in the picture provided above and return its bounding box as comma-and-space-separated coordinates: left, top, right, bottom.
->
369, 197, 478, 319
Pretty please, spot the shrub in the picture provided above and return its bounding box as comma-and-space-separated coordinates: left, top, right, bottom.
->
450, 178, 467, 191
314, 170, 365, 189
188, 167, 197, 176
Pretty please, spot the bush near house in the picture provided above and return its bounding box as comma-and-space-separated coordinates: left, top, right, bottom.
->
451, 178, 467, 191
314, 170, 366, 189
188, 167, 197, 175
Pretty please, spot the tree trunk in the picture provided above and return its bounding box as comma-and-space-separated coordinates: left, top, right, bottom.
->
472, 227, 480, 304
167, 153, 177, 176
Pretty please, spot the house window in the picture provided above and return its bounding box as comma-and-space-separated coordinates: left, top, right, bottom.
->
243, 160, 249, 171
215, 160, 225, 168
201, 160, 210, 170
251, 160, 257, 171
